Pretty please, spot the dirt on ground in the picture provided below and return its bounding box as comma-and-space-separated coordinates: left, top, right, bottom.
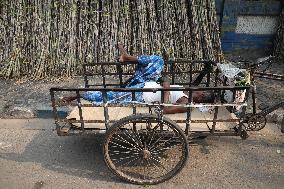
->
0, 119, 283, 189
0, 77, 85, 117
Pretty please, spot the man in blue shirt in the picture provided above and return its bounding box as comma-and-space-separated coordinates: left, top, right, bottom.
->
62, 43, 214, 114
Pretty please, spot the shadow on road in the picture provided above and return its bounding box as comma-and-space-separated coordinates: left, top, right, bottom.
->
0, 124, 283, 186
0, 130, 123, 183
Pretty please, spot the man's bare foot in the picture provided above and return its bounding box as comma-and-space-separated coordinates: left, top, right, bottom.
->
118, 43, 128, 62
117, 42, 138, 62
61, 96, 76, 103
119, 54, 129, 62
118, 43, 127, 54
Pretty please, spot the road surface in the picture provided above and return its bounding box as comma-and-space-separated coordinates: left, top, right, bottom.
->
0, 119, 283, 189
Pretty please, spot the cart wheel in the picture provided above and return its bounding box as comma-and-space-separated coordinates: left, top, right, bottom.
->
103, 114, 189, 185
247, 115, 267, 131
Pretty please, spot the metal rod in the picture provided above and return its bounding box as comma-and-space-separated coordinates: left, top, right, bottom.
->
189, 64, 193, 86
101, 64, 106, 88
83, 65, 89, 88
214, 68, 219, 87
132, 91, 136, 115
206, 72, 210, 87
185, 90, 192, 136
56, 101, 248, 108
212, 90, 221, 133
65, 118, 241, 124
117, 63, 123, 87
252, 84, 257, 114
161, 88, 165, 103
171, 61, 175, 84
102, 91, 110, 129
50, 86, 250, 92
76, 91, 85, 131
82, 60, 215, 67
50, 89, 59, 132
131, 92, 137, 131
84, 71, 203, 76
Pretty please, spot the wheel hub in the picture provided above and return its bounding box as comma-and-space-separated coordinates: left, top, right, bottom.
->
141, 149, 151, 160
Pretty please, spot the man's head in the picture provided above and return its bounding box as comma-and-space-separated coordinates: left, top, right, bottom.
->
190, 91, 215, 103
201, 91, 215, 103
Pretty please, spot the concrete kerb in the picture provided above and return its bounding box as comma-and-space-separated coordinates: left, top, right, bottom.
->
0, 104, 68, 119
34, 104, 68, 119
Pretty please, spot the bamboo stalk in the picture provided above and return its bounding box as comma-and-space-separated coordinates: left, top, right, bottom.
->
0, 0, 223, 79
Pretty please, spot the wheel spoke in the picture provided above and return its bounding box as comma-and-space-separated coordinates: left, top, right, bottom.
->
147, 123, 162, 146
149, 134, 175, 152
109, 150, 140, 155
149, 136, 173, 150
109, 140, 140, 152
150, 156, 169, 173
115, 133, 141, 149
111, 154, 141, 164
124, 124, 143, 148
119, 156, 142, 167
151, 146, 172, 155
123, 124, 143, 147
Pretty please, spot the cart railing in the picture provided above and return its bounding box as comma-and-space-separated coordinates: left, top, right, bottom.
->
50, 85, 251, 136
82, 60, 216, 88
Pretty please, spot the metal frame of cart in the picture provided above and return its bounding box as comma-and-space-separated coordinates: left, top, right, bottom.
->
50, 60, 253, 185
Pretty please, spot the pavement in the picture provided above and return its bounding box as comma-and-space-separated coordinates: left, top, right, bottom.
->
0, 119, 283, 189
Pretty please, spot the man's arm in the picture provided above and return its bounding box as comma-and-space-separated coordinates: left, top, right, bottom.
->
162, 82, 189, 114
163, 81, 171, 103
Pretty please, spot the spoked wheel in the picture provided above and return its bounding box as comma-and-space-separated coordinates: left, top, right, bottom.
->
103, 114, 189, 185
247, 114, 267, 131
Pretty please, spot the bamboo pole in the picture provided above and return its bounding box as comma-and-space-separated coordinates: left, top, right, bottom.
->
0, 0, 223, 79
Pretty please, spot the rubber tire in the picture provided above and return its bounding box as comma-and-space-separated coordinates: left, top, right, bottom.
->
103, 113, 189, 185
248, 115, 267, 131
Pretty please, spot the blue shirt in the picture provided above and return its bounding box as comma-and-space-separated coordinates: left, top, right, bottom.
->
82, 55, 164, 104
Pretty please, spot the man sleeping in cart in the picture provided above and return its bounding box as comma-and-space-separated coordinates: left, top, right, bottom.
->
62, 43, 214, 113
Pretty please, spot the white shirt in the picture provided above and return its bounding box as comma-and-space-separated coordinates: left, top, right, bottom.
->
142, 82, 188, 103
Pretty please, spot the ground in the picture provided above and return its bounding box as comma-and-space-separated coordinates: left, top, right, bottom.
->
0, 119, 283, 189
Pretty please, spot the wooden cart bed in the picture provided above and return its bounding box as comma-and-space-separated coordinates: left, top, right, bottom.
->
66, 100, 238, 132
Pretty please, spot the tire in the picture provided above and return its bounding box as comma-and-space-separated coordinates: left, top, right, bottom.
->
247, 115, 267, 131
103, 114, 189, 185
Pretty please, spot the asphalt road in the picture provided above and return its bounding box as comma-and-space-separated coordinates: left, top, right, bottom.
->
0, 119, 283, 189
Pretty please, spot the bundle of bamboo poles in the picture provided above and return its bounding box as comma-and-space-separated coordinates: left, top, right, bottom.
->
274, 6, 284, 60
0, 0, 222, 79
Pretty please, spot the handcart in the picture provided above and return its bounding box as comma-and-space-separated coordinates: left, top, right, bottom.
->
50, 60, 269, 185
